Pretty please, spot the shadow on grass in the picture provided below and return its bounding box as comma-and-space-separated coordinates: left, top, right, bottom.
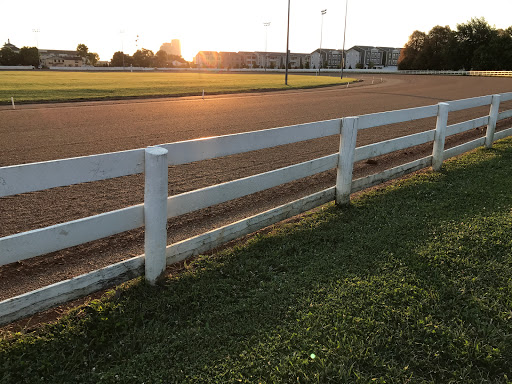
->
2, 139, 512, 383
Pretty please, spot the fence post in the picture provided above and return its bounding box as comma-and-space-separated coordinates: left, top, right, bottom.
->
485, 94, 501, 148
144, 146, 168, 285
335, 117, 358, 205
432, 102, 450, 171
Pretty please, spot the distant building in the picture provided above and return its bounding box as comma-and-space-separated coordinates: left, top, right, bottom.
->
2, 39, 20, 53
38, 49, 85, 67
310, 48, 342, 69
193, 46, 401, 70
160, 39, 181, 57
41, 55, 84, 67
345, 46, 401, 69
194, 51, 220, 68
194, 51, 310, 69
220, 52, 242, 68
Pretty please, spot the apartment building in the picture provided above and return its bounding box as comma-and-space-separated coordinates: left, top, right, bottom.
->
310, 48, 343, 69
345, 46, 401, 69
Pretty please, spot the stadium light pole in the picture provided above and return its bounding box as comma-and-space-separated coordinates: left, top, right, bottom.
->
264, 22, 271, 72
285, 0, 290, 85
32, 29, 40, 49
120, 30, 125, 68
341, 0, 348, 79
319, 9, 327, 75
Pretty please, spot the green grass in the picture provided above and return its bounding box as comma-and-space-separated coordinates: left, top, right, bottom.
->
2, 138, 512, 383
0, 71, 354, 104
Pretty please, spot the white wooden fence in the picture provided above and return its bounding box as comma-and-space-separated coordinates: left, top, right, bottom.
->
1, 91, 512, 324
45, 67, 512, 77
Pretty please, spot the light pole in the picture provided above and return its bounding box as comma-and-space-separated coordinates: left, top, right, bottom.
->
120, 30, 125, 68
341, 0, 348, 79
319, 9, 327, 74
285, 0, 290, 85
32, 29, 40, 49
264, 22, 271, 71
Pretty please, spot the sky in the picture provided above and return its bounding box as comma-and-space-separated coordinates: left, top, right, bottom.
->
1, 0, 511, 62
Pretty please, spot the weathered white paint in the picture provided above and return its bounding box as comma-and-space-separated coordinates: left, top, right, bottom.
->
144, 147, 169, 284
335, 117, 358, 205
499, 110, 512, 120
167, 154, 338, 218
447, 95, 492, 112
0, 205, 144, 266
432, 103, 450, 171
166, 187, 336, 264
0, 256, 144, 326
500, 92, 512, 102
160, 119, 341, 166
354, 130, 434, 163
11, 97, 15, 110
444, 137, 486, 160
485, 95, 501, 148
0, 149, 145, 197
446, 116, 490, 137
351, 156, 433, 193
494, 127, 512, 141
357, 105, 438, 130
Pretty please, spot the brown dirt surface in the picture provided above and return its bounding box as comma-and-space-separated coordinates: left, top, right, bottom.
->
1, 74, 512, 326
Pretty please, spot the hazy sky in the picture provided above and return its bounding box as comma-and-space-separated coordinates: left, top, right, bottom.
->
1, 0, 511, 62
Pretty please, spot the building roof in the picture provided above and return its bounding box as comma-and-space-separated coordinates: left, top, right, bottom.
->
44, 55, 82, 60
3, 39, 19, 52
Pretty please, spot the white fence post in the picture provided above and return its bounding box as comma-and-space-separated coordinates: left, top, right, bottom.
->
432, 102, 450, 171
335, 117, 359, 205
144, 147, 169, 285
485, 94, 501, 148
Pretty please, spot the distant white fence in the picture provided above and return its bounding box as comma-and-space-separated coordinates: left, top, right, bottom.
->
0, 66, 35, 70
44, 67, 512, 77
468, 71, 512, 78
1, 91, 512, 324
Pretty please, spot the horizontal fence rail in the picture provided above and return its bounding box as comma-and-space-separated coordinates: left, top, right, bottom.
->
0, 149, 145, 197
1, 91, 512, 325
161, 119, 341, 166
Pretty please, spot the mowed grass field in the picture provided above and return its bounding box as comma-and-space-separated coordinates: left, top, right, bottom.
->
2, 138, 512, 383
0, 71, 355, 103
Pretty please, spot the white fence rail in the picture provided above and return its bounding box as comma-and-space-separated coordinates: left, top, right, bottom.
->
1, 91, 512, 324
43, 67, 512, 77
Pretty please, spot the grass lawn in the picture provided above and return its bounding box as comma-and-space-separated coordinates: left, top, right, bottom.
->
1, 138, 512, 383
0, 71, 355, 104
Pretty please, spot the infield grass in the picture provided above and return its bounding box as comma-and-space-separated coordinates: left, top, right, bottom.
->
0, 71, 355, 104
1, 138, 512, 383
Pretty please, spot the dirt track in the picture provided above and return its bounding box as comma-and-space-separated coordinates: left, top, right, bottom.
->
1, 74, 512, 302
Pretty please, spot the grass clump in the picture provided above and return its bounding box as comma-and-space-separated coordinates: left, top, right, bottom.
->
0, 72, 354, 104
1, 138, 512, 383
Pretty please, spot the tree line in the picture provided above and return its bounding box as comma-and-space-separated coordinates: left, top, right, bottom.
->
398, 17, 512, 71
110, 49, 189, 68
0, 46, 39, 66
0, 43, 99, 67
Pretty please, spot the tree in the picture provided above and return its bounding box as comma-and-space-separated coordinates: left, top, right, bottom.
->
154, 50, 168, 67
86, 52, 99, 66
398, 30, 426, 70
472, 28, 512, 70
110, 51, 132, 67
19, 47, 40, 66
76, 44, 88, 59
132, 48, 154, 67
0, 47, 21, 66
423, 26, 456, 70
455, 17, 494, 69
